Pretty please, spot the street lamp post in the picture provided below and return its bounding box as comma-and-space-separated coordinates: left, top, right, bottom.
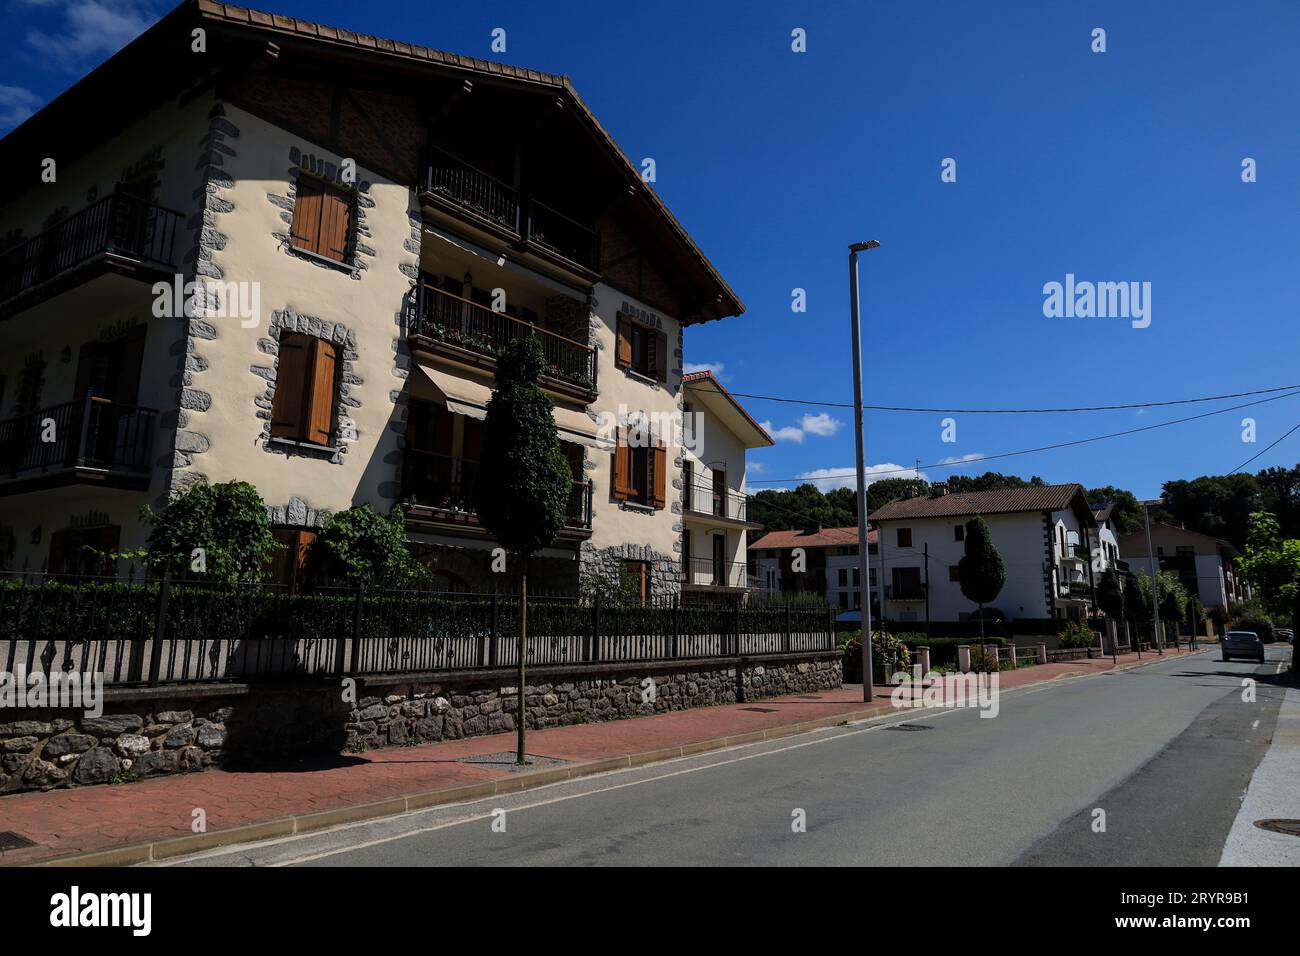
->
1143, 499, 1163, 655
849, 239, 880, 701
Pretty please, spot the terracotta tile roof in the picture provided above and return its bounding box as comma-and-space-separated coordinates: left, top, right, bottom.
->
751, 527, 877, 550
871, 483, 1089, 521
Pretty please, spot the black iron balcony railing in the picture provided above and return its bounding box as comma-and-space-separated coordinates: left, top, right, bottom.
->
683, 478, 749, 522
0, 394, 156, 481
1060, 579, 1091, 598
525, 198, 600, 272
886, 583, 926, 601
421, 147, 600, 273
681, 555, 749, 589
1067, 542, 1091, 560
411, 283, 597, 393
402, 449, 593, 529
423, 147, 520, 233
0, 191, 182, 308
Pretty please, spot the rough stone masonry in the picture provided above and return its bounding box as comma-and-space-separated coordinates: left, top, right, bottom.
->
0, 653, 841, 794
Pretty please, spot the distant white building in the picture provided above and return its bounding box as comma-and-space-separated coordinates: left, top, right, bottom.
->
869, 483, 1117, 623
1118, 522, 1250, 613
750, 527, 880, 611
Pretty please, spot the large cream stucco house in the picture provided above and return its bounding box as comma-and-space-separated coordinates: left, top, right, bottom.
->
0, 1, 760, 600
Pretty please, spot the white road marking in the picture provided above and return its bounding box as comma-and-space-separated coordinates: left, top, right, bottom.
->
158, 652, 1203, 867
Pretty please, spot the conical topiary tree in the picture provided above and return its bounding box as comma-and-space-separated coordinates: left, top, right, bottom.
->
474, 334, 572, 764
958, 515, 1006, 659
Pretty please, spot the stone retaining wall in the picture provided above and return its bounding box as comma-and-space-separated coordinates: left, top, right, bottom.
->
0, 651, 841, 794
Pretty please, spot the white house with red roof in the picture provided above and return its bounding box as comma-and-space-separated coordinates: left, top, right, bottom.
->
869, 483, 1116, 624
750, 526, 880, 611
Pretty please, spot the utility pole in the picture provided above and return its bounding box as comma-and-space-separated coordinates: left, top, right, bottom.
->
1144, 499, 1163, 655
848, 239, 880, 700
923, 542, 931, 642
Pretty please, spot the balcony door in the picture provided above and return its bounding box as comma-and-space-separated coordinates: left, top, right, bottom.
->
712, 533, 726, 586
72, 326, 146, 469
712, 468, 726, 517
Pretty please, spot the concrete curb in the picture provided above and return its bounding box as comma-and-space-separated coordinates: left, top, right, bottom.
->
29, 649, 1205, 867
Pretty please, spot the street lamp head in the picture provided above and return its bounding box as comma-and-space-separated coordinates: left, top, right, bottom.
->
849, 240, 881, 252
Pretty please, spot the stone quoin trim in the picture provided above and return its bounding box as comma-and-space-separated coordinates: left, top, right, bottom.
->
252, 309, 361, 464
167, 101, 241, 497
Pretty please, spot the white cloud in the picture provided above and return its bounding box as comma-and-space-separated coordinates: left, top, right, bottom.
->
798, 412, 842, 437
0, 86, 41, 128
25, 1, 160, 71
797, 463, 928, 492
760, 420, 805, 443
938, 453, 984, 465
683, 360, 727, 379
759, 412, 842, 444
747, 460, 765, 473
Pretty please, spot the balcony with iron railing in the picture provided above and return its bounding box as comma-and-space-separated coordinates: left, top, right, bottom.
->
420, 147, 600, 276
408, 282, 597, 401
0, 191, 183, 319
1059, 579, 1092, 599
401, 449, 593, 539
682, 478, 756, 526
0, 393, 156, 495
681, 554, 749, 590
885, 583, 926, 601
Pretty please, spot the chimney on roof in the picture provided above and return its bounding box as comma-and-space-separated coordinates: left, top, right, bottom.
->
930, 482, 948, 498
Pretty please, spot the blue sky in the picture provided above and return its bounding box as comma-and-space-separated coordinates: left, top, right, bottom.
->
4, 0, 1299, 498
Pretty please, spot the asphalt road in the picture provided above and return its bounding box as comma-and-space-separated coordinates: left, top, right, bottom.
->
166, 645, 1293, 867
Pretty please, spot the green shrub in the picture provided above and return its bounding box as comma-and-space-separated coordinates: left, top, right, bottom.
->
1058, 620, 1096, 649
319, 504, 427, 586
140, 480, 278, 582
841, 630, 913, 683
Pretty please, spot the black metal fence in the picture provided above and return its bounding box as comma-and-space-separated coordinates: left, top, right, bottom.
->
0, 191, 182, 305
0, 572, 836, 688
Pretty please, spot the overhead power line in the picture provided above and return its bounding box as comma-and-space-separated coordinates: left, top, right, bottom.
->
747, 388, 1300, 486
1228, 420, 1300, 475
684, 382, 1300, 415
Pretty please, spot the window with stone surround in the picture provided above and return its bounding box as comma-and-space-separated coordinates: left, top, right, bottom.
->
270, 333, 338, 446
290, 175, 353, 264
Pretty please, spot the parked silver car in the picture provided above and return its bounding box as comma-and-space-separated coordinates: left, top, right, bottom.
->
1222, 630, 1265, 663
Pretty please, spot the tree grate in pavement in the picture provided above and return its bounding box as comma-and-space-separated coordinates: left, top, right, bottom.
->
456, 752, 572, 773
739, 707, 780, 713
0, 831, 36, 851
1254, 819, 1300, 837
886, 724, 933, 731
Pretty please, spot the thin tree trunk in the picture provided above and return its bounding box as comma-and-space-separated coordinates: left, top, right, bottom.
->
517, 566, 527, 765
978, 602, 987, 670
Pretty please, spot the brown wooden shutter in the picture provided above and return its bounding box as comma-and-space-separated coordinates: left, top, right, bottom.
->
113, 327, 146, 405
650, 440, 667, 508
270, 334, 312, 438
306, 338, 338, 446
47, 529, 71, 573
320, 187, 352, 262
290, 179, 324, 254
654, 331, 668, 383
613, 426, 633, 500
615, 318, 632, 368
269, 528, 318, 592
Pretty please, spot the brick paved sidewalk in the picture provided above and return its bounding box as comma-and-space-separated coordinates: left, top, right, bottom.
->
0, 647, 1201, 866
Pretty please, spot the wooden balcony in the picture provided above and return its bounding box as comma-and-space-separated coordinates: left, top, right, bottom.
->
420, 147, 600, 279
0, 191, 182, 320
408, 283, 597, 403
402, 449, 593, 542
0, 394, 156, 495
